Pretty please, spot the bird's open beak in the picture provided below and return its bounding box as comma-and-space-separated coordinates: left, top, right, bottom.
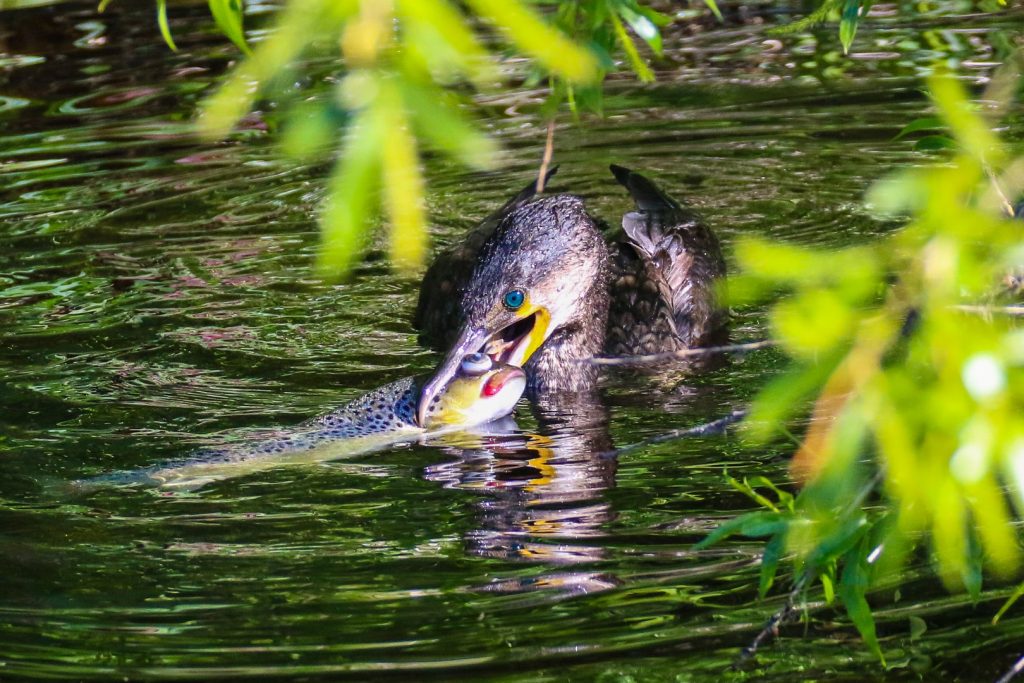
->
418, 325, 490, 426
417, 305, 552, 426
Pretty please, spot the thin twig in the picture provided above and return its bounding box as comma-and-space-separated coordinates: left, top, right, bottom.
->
730, 469, 884, 670
587, 340, 776, 367
984, 162, 1016, 219
996, 653, 1024, 683
598, 409, 746, 459
955, 305, 1024, 316
732, 573, 809, 669
536, 120, 556, 194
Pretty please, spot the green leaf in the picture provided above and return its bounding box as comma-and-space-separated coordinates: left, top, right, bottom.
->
156, 0, 177, 51
97, 0, 113, 12
894, 116, 945, 140
318, 108, 384, 278
727, 474, 780, 512
695, 511, 784, 549
377, 85, 428, 273
759, 532, 786, 598
821, 571, 836, 604
839, 0, 859, 54
208, 0, 251, 56
913, 135, 957, 152
703, 0, 723, 22
610, 11, 653, 82
839, 538, 885, 664
464, 0, 598, 84
768, 0, 842, 35
992, 581, 1024, 625
396, 0, 497, 86
928, 72, 1003, 164
909, 616, 927, 641
400, 83, 499, 169
618, 3, 662, 55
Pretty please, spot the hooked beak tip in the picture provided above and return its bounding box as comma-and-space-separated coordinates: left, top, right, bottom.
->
417, 325, 490, 427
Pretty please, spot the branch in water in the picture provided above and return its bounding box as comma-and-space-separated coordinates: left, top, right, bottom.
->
587, 340, 776, 367
599, 409, 747, 459
731, 573, 808, 670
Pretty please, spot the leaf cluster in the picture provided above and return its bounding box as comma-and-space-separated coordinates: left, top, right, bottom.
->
705, 62, 1024, 660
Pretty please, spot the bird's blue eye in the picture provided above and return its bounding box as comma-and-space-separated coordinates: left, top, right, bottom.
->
503, 289, 525, 310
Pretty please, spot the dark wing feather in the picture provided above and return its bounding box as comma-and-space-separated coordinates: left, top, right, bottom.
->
606, 165, 727, 354
414, 167, 558, 349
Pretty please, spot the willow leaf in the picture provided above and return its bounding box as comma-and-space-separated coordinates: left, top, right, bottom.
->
157, 0, 177, 51
464, 0, 598, 83
610, 11, 653, 82
208, 0, 251, 55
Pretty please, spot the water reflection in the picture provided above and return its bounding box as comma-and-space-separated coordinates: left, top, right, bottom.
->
426, 391, 619, 597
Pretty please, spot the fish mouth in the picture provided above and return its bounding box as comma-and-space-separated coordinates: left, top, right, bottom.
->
482, 365, 526, 397
417, 307, 550, 426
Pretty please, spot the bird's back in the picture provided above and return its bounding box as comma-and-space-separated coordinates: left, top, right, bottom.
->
605, 165, 728, 356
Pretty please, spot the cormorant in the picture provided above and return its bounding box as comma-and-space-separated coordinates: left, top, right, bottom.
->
414, 165, 727, 423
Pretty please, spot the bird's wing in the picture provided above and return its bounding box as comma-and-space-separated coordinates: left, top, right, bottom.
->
609, 165, 727, 349
413, 168, 558, 350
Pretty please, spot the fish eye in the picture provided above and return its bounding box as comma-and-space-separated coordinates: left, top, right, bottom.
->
460, 352, 492, 376
502, 289, 525, 310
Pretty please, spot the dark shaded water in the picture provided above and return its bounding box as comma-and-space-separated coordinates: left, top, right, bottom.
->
2, 1, 1024, 680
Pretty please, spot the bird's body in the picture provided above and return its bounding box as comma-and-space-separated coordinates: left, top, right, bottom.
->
415, 166, 727, 403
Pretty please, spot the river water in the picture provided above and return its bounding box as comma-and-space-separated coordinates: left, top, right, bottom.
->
2, 1, 1023, 680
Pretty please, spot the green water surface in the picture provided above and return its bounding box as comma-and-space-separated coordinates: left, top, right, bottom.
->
2, 1, 1024, 680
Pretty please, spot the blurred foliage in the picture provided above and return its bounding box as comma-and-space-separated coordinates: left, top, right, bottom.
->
191, 0, 688, 277
710, 59, 1024, 660
128, 0, 955, 276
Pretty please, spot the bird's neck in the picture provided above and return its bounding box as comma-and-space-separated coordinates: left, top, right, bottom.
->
524, 279, 610, 398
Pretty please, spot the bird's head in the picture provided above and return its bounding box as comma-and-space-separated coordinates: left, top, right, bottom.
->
417, 194, 608, 424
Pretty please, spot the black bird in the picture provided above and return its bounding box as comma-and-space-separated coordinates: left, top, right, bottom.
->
414, 165, 727, 422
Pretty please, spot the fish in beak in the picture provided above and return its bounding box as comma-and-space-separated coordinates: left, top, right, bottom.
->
417, 303, 552, 426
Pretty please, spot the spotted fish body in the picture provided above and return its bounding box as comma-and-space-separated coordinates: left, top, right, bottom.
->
86, 361, 526, 491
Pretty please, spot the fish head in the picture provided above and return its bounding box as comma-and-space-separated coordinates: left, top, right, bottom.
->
420, 353, 526, 430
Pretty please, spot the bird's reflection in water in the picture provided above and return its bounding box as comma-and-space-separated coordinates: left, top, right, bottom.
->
425, 391, 622, 596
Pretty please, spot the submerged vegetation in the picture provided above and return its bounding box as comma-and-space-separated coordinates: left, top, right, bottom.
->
55, 0, 1024, 672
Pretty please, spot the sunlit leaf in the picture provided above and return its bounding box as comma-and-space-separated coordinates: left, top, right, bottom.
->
702, 0, 723, 22
767, 0, 842, 35
840, 538, 885, 663
839, 0, 859, 54
464, 0, 599, 84
610, 11, 654, 83
208, 0, 251, 55
401, 83, 499, 169
894, 116, 945, 140
993, 581, 1024, 625
199, 0, 349, 140
379, 84, 428, 272
617, 4, 662, 55
156, 0, 177, 51
743, 352, 843, 443
318, 108, 383, 277
929, 73, 1003, 164
396, 0, 497, 86
759, 533, 786, 598
695, 511, 784, 549
771, 289, 856, 359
